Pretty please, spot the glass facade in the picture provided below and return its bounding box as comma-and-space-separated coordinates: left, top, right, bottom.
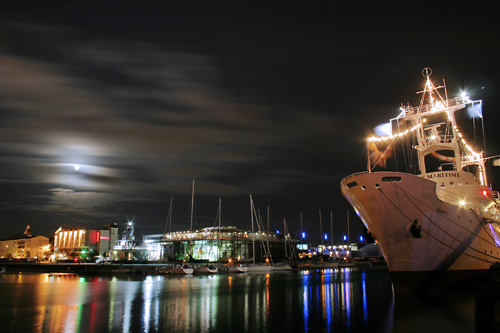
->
143, 226, 293, 263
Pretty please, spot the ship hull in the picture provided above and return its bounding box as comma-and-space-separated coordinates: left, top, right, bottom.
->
341, 171, 500, 293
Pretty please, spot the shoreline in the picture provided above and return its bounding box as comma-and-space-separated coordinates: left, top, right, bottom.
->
0, 261, 388, 275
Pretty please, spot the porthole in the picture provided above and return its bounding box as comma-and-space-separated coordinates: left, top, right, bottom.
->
361, 185, 366, 190
375, 184, 380, 188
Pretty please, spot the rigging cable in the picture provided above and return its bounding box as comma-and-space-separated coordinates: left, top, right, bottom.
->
375, 183, 413, 262
393, 184, 500, 262
369, 139, 396, 173
378, 186, 498, 265
398, 183, 499, 249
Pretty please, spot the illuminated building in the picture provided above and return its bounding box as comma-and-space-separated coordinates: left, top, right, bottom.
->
143, 226, 294, 262
0, 225, 50, 260
54, 224, 119, 261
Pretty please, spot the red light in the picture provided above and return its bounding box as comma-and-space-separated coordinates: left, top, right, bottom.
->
482, 189, 488, 196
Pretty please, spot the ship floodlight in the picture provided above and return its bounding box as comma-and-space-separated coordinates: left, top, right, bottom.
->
460, 200, 466, 206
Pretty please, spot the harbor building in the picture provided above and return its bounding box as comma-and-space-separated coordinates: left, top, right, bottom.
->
142, 226, 296, 263
54, 224, 119, 261
0, 225, 50, 260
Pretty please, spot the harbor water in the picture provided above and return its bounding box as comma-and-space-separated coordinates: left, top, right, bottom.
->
0, 267, 477, 332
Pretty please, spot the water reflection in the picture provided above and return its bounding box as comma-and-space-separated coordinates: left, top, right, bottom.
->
0, 268, 475, 332
301, 268, 360, 332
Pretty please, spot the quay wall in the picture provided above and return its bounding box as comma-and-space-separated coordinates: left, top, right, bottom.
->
1, 262, 161, 274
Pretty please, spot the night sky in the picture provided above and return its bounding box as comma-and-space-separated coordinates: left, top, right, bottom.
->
1, 3, 499, 242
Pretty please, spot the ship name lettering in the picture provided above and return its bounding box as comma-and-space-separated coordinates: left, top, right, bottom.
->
436, 208, 451, 216
427, 172, 460, 179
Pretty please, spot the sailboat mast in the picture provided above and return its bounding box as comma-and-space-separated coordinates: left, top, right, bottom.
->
218, 198, 221, 263
330, 211, 333, 256
319, 209, 323, 245
190, 179, 195, 232
300, 212, 304, 257
169, 197, 172, 234
266, 205, 271, 261
267, 205, 270, 234
163, 197, 173, 236
250, 195, 255, 265
284, 218, 287, 262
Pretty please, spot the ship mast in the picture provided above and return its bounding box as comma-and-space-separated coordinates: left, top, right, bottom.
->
366, 68, 487, 186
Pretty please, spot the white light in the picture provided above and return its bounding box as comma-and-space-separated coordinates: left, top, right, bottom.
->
374, 122, 392, 136
74, 164, 80, 171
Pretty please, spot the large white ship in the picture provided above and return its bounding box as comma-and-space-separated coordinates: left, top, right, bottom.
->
341, 68, 500, 293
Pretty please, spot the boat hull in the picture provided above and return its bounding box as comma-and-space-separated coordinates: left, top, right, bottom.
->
217, 265, 248, 273
158, 265, 194, 275
245, 264, 272, 273
271, 264, 292, 271
193, 265, 218, 274
341, 171, 500, 293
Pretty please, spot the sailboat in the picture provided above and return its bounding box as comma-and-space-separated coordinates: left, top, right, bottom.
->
341, 68, 500, 293
244, 195, 272, 273
245, 195, 292, 272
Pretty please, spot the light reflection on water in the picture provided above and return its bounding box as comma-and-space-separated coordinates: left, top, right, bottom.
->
0, 268, 475, 332
302, 268, 357, 332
